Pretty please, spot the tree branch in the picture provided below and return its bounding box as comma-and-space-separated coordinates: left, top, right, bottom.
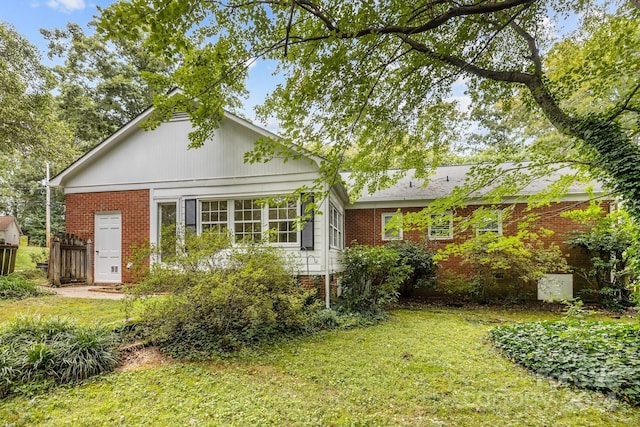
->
606, 81, 640, 121
509, 19, 542, 75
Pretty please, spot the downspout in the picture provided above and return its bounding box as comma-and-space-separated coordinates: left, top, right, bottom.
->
324, 181, 331, 309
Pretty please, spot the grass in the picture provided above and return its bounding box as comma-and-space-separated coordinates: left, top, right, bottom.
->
0, 296, 131, 325
14, 246, 48, 271
0, 303, 639, 426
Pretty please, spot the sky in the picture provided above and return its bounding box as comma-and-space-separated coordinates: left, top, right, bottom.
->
1, 0, 280, 128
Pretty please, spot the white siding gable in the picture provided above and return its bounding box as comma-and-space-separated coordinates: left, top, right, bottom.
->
61, 115, 318, 192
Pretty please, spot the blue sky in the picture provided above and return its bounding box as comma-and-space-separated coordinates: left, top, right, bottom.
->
1, 0, 279, 128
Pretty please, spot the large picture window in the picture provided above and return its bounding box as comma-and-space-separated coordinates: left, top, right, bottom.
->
381, 212, 402, 241
268, 199, 298, 243
234, 199, 263, 242
428, 212, 453, 240
329, 203, 343, 249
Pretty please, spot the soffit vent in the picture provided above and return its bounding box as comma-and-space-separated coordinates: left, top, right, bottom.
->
170, 112, 189, 122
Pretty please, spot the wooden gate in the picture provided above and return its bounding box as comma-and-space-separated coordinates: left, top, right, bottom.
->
48, 233, 93, 287
0, 244, 18, 276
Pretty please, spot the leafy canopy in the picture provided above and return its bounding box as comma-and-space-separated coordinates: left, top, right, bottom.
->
98, 1, 640, 216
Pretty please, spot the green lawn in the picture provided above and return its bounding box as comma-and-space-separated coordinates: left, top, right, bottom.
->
14, 245, 48, 271
0, 296, 129, 325
1, 299, 639, 426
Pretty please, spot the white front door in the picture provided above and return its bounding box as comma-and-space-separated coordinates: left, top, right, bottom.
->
94, 212, 122, 283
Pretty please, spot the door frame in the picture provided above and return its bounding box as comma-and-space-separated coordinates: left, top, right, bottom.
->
94, 211, 122, 283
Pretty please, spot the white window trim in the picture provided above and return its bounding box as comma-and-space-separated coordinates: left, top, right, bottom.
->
197, 198, 300, 246
381, 212, 403, 241
428, 211, 453, 240
329, 202, 344, 250
476, 210, 503, 236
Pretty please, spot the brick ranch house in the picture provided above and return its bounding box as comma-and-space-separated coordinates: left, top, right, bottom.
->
50, 104, 607, 303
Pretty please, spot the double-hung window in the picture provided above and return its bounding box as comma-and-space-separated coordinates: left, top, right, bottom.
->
477, 210, 502, 236
268, 199, 298, 243
428, 212, 453, 240
329, 203, 343, 249
234, 199, 263, 242
381, 212, 403, 241
201, 200, 228, 234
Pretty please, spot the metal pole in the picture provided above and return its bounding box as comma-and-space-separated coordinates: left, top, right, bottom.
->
45, 162, 51, 248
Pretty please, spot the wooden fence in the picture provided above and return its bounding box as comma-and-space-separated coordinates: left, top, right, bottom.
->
48, 233, 93, 287
0, 244, 18, 276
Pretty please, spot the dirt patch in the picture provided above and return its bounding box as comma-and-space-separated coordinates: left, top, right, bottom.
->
118, 346, 174, 372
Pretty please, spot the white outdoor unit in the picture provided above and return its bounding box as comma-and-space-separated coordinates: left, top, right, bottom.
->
538, 274, 573, 301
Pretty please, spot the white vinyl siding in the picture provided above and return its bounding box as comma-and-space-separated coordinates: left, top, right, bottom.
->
428, 212, 453, 240
329, 203, 343, 249
381, 212, 402, 241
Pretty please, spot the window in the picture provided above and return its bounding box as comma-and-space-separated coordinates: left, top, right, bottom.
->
329, 203, 343, 249
382, 212, 403, 240
234, 199, 262, 242
477, 210, 502, 235
158, 202, 177, 262
268, 199, 298, 243
428, 212, 453, 240
201, 200, 228, 233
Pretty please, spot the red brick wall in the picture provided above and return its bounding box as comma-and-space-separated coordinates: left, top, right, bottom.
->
66, 189, 150, 283
345, 200, 607, 298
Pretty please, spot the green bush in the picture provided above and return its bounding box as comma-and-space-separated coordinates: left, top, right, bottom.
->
0, 273, 53, 300
490, 321, 640, 405
563, 205, 637, 310
0, 316, 118, 397
339, 244, 411, 312
388, 241, 437, 297
438, 231, 569, 302
133, 238, 320, 359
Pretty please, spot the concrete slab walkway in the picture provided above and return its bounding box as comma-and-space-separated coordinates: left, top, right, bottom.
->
48, 285, 127, 300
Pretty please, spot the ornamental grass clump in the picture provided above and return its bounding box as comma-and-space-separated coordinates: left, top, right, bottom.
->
490, 321, 640, 405
0, 316, 119, 397
0, 274, 53, 300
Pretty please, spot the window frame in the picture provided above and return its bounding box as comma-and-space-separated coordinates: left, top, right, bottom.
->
381, 212, 403, 241
267, 198, 299, 244
200, 200, 228, 234
329, 202, 344, 250
197, 197, 300, 245
428, 211, 453, 240
476, 210, 503, 236
157, 201, 178, 263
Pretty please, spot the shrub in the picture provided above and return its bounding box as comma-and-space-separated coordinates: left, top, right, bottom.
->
132, 237, 320, 359
0, 273, 53, 300
490, 321, 640, 406
388, 241, 437, 297
438, 231, 569, 302
339, 244, 411, 312
0, 316, 118, 397
563, 205, 637, 310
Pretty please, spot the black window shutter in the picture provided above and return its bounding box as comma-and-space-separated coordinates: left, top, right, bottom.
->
185, 199, 197, 231
300, 195, 314, 250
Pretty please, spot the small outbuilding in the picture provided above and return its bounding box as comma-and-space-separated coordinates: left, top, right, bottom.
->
0, 216, 21, 246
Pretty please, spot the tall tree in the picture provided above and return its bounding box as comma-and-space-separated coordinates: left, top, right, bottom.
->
98, 1, 640, 215
42, 23, 173, 149
0, 22, 68, 156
